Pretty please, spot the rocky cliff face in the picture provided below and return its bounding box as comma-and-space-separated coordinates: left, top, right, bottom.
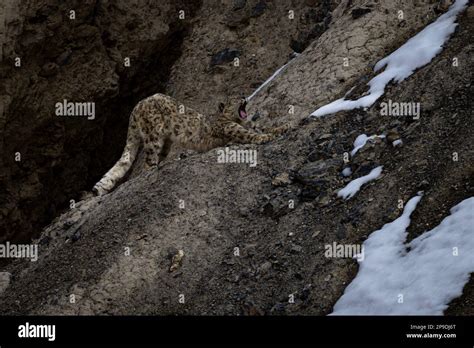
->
0, 0, 336, 244
0, 0, 472, 315
167, 0, 339, 113
247, 0, 449, 126
0, 0, 204, 243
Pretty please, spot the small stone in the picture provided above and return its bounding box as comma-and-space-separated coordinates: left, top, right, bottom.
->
169, 250, 185, 272
259, 261, 272, 273
39, 62, 59, 77
272, 172, 292, 186
71, 230, 81, 242
291, 244, 303, 253
251, 0, 266, 17
232, 0, 246, 11
0, 272, 12, 295
307, 149, 332, 162
76, 25, 99, 39
296, 159, 342, 184
69, 210, 82, 223
46, 13, 63, 30
351, 8, 371, 19
270, 303, 287, 313
466, 5, 474, 18
317, 195, 331, 207
386, 129, 401, 143
78, 190, 94, 201
210, 48, 240, 66
318, 133, 332, 141
437, 0, 453, 13
38, 233, 51, 245
243, 302, 264, 316
56, 49, 72, 66
418, 180, 430, 190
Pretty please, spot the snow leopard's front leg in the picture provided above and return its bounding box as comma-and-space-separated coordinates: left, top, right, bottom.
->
266, 123, 291, 136
223, 123, 275, 145
143, 138, 165, 170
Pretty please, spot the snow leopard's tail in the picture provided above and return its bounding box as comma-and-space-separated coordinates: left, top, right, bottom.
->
92, 112, 141, 196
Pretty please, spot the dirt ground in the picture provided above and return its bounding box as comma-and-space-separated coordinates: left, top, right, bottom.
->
0, 1, 472, 315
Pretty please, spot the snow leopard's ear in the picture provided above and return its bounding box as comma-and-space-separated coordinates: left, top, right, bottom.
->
218, 102, 225, 113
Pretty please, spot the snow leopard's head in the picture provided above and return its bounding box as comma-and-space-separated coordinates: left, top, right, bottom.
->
218, 97, 248, 124
237, 97, 248, 120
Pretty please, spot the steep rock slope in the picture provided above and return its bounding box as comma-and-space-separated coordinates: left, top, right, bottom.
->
166, 0, 339, 113
0, 0, 202, 243
0, 2, 472, 315
247, 0, 451, 125
0, 0, 332, 244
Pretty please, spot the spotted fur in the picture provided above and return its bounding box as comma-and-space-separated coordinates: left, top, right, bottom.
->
93, 93, 288, 195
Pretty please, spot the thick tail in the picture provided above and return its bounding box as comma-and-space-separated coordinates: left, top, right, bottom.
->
93, 115, 141, 196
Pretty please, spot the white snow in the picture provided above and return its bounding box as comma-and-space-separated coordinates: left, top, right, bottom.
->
338, 166, 383, 200
311, 0, 468, 117
331, 195, 474, 315
247, 54, 299, 101
342, 167, 352, 177
392, 139, 403, 147
350, 134, 385, 157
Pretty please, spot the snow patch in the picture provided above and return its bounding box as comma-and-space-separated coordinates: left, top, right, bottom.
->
342, 167, 352, 177
338, 166, 383, 200
332, 195, 474, 315
392, 139, 403, 147
351, 134, 385, 157
247, 54, 299, 101
311, 0, 468, 117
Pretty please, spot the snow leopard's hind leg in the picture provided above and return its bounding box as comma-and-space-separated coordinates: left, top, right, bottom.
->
93, 114, 141, 196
